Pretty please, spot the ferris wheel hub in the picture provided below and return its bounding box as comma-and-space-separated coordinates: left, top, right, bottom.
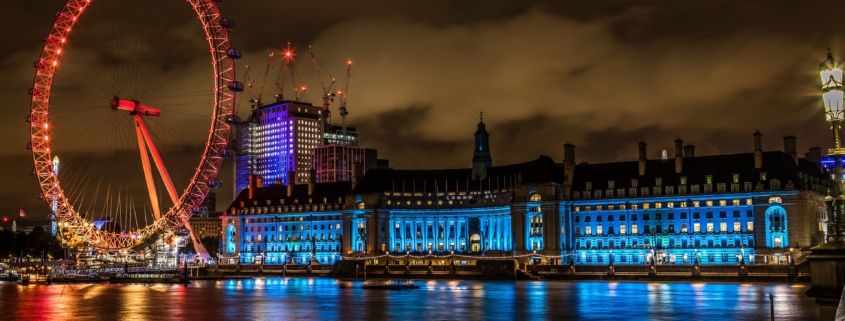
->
110, 96, 161, 117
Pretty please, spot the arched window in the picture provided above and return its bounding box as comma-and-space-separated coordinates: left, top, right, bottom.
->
765, 206, 788, 248
529, 193, 542, 202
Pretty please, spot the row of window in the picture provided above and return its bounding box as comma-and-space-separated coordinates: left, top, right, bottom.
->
588, 173, 769, 190
574, 199, 753, 211
575, 221, 754, 235
576, 210, 753, 222
575, 180, 781, 199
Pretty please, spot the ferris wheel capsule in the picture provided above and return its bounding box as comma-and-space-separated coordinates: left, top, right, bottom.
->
218, 149, 235, 159
209, 179, 223, 189
226, 48, 241, 59
219, 18, 235, 30
227, 81, 244, 92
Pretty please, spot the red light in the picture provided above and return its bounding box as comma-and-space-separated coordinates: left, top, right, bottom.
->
3, 217, 7, 222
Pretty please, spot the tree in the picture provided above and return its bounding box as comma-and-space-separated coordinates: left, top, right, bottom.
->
27, 227, 51, 259
10, 232, 27, 258
48, 237, 65, 260
0, 230, 15, 259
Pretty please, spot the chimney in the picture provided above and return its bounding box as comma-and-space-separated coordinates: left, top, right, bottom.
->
808, 146, 822, 164
248, 174, 255, 199
563, 142, 576, 177
754, 130, 763, 169
783, 135, 797, 165
287, 171, 296, 197
308, 169, 316, 196
638, 141, 647, 176
352, 163, 362, 190
674, 137, 684, 174
683, 143, 696, 157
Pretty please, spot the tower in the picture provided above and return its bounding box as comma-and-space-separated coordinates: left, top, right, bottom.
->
472, 113, 492, 180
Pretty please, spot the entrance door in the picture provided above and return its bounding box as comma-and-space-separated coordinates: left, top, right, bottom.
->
470, 234, 481, 253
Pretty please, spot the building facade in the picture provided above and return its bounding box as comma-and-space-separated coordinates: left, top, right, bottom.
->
221, 119, 831, 265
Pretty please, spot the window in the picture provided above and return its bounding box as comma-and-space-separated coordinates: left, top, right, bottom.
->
608, 180, 615, 189
747, 222, 754, 232
744, 182, 752, 191
691, 185, 699, 194
732, 211, 740, 218
680, 176, 687, 185
643, 203, 650, 209
706, 200, 713, 207
666, 186, 674, 195
618, 189, 625, 197
654, 187, 662, 196
584, 191, 591, 199
719, 211, 727, 218
680, 201, 688, 208
656, 213, 662, 220
631, 179, 638, 188
731, 184, 739, 192
681, 224, 688, 233
668, 213, 674, 220
746, 199, 753, 206
595, 190, 603, 198
606, 189, 614, 198
632, 225, 638, 234
576, 227, 581, 235
732, 199, 740, 206
655, 178, 663, 187
694, 223, 701, 233
706, 175, 713, 185
704, 184, 712, 193
585, 182, 592, 190
597, 226, 603, 235
720, 222, 727, 232
717, 184, 726, 193
693, 201, 700, 207
760, 172, 767, 181
681, 213, 687, 219
734, 222, 741, 232
679, 185, 687, 194
530, 194, 542, 202
641, 188, 649, 196
575, 206, 580, 212
573, 191, 580, 199
732, 173, 740, 183
746, 210, 753, 217
771, 180, 781, 190
644, 214, 650, 220
706, 223, 714, 232
629, 188, 637, 196
620, 225, 627, 234
586, 226, 592, 235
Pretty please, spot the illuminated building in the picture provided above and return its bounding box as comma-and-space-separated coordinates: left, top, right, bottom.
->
234, 100, 326, 196
223, 118, 830, 266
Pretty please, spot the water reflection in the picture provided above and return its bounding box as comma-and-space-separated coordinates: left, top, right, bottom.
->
0, 279, 818, 320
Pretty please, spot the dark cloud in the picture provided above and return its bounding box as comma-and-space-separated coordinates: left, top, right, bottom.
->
2, 0, 845, 221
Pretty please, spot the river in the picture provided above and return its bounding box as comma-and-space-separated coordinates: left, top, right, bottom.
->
0, 278, 819, 320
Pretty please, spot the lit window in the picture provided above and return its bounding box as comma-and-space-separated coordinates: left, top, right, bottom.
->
732, 199, 740, 206
680, 176, 687, 185
706, 223, 714, 232
680, 202, 687, 208
706, 200, 713, 207
681, 224, 688, 233
597, 226, 603, 235
631, 204, 638, 210
619, 204, 626, 210
746, 199, 753, 205
620, 225, 626, 234
597, 205, 603, 211
667, 202, 674, 208
643, 203, 650, 209
586, 226, 592, 235
694, 223, 701, 233
655, 203, 662, 209
693, 201, 700, 207
719, 200, 727, 206
733, 222, 740, 232
706, 175, 713, 185
747, 222, 754, 232
631, 225, 638, 234
574, 207, 580, 212
720, 222, 727, 232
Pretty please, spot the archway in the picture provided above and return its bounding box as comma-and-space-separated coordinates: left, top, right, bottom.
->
470, 234, 481, 253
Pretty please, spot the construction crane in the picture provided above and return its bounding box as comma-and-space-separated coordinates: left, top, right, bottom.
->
247, 52, 274, 108
275, 43, 307, 102
307, 46, 337, 127
338, 60, 352, 140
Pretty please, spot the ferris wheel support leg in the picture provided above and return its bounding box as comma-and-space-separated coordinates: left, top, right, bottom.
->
136, 114, 210, 260
134, 116, 162, 221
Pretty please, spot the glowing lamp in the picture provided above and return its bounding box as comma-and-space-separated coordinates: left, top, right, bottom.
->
821, 52, 845, 122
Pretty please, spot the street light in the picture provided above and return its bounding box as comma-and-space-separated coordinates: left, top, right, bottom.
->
820, 50, 845, 243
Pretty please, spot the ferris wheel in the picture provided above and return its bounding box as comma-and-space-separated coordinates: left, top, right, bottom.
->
27, 0, 243, 256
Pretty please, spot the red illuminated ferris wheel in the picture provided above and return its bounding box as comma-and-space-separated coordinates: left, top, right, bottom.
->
28, 0, 243, 255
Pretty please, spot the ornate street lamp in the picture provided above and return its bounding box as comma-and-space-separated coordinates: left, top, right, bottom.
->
820, 50, 845, 242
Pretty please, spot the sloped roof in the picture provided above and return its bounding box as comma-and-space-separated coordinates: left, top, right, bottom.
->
228, 181, 352, 209
352, 155, 562, 194
569, 151, 829, 191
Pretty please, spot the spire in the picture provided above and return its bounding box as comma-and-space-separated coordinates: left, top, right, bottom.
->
472, 114, 492, 180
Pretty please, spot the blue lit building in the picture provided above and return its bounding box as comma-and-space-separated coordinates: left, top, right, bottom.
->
222, 118, 831, 266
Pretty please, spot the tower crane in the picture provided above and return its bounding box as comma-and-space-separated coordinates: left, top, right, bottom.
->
307, 46, 337, 128
275, 43, 307, 102
338, 60, 352, 140
247, 52, 274, 108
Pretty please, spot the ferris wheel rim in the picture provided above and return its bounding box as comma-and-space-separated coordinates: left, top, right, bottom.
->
28, 0, 236, 250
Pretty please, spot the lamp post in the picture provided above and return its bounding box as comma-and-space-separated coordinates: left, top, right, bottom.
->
820, 50, 845, 242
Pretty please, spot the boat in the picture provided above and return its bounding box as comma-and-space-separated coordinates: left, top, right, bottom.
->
361, 279, 419, 290
16, 266, 53, 285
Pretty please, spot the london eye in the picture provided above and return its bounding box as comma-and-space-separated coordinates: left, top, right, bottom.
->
27, 0, 242, 258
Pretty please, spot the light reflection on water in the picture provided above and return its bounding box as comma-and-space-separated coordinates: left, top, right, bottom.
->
0, 279, 818, 320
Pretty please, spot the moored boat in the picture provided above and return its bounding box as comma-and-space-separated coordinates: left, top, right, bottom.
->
361, 280, 419, 290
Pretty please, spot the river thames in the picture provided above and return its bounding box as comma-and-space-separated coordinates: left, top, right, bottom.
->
0, 278, 818, 320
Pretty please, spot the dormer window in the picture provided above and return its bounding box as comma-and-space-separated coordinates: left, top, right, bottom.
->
771, 179, 781, 190
631, 179, 639, 188
655, 178, 663, 187
744, 182, 752, 191
717, 183, 726, 193
680, 176, 687, 185
586, 182, 593, 190
608, 180, 615, 189
760, 172, 768, 181
732, 173, 740, 184
706, 175, 713, 185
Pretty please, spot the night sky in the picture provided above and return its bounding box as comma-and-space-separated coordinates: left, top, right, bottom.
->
2, 0, 844, 222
